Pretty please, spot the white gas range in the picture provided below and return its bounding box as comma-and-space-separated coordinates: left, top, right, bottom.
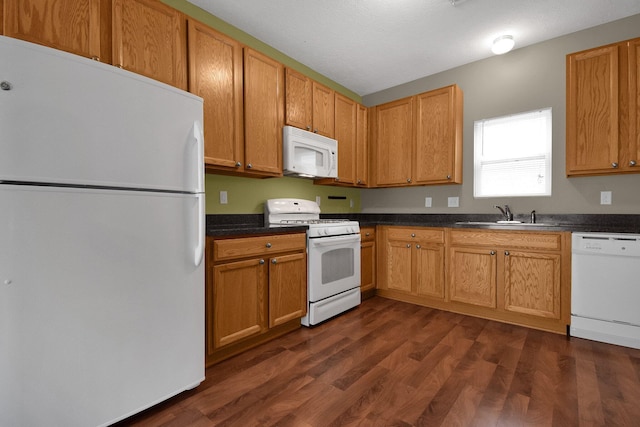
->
265, 199, 361, 326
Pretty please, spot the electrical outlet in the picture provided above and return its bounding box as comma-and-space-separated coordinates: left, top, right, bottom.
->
316, 196, 321, 206
448, 196, 459, 208
350, 199, 354, 208
600, 191, 612, 205
219, 190, 228, 204
425, 197, 432, 208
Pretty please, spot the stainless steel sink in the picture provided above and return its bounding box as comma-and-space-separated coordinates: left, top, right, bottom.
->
455, 221, 559, 227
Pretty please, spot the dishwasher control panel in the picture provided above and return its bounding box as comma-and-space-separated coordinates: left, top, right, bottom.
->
573, 233, 640, 257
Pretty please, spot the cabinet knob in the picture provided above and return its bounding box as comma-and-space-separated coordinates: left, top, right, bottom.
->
630, 160, 637, 167
406, 244, 411, 248
259, 259, 265, 264
411, 233, 416, 237
416, 244, 421, 249
612, 162, 619, 168
490, 251, 496, 255
115, 64, 124, 69
313, 128, 318, 133
266, 242, 272, 248
505, 251, 510, 256
365, 232, 370, 237
271, 259, 277, 264
446, 175, 451, 180
235, 161, 242, 168
407, 178, 412, 183
247, 163, 253, 169
91, 56, 100, 61
357, 179, 362, 184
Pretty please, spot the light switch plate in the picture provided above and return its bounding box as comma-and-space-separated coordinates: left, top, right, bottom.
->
448, 196, 459, 208
425, 197, 432, 208
219, 190, 228, 204
316, 196, 321, 206
600, 191, 612, 205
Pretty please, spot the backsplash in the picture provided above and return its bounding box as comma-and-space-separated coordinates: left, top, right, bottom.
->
204, 173, 361, 214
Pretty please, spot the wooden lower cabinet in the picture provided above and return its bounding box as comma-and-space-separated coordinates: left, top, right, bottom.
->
206, 233, 306, 366
359, 226, 376, 297
447, 229, 569, 334
377, 227, 446, 306
377, 226, 570, 334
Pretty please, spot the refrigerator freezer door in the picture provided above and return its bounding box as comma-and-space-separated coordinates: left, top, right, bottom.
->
0, 36, 203, 193
0, 185, 204, 427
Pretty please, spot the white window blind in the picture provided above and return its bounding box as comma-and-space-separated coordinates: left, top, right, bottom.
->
474, 108, 552, 198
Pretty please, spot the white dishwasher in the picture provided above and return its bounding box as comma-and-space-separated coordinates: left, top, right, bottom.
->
571, 232, 640, 349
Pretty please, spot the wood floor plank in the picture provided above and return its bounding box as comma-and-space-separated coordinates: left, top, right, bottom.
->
115, 296, 640, 427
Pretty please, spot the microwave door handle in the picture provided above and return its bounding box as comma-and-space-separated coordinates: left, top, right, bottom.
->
329, 149, 335, 174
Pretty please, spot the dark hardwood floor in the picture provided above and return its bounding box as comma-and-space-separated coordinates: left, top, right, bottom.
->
116, 296, 640, 426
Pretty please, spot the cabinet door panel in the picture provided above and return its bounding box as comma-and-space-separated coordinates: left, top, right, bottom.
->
285, 68, 312, 130
312, 81, 335, 137
449, 247, 496, 308
112, 0, 186, 89
4, 0, 109, 61
269, 252, 307, 327
385, 239, 412, 292
360, 240, 376, 292
416, 244, 445, 300
334, 93, 357, 184
504, 251, 561, 319
243, 48, 284, 175
566, 45, 619, 174
374, 97, 414, 186
213, 259, 267, 348
356, 104, 369, 186
188, 20, 243, 169
629, 38, 640, 169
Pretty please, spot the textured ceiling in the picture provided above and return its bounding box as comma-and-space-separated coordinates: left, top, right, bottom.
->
187, 0, 640, 96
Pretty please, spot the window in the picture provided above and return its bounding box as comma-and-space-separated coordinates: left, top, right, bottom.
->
474, 108, 552, 198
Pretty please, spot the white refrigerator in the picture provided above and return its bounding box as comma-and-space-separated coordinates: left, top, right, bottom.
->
0, 36, 205, 426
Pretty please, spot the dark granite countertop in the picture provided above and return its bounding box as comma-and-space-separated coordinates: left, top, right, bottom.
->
206, 213, 640, 237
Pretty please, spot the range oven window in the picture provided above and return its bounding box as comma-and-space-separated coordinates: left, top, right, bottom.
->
321, 248, 355, 284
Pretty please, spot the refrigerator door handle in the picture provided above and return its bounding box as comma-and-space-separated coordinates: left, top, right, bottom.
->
194, 193, 205, 267
193, 121, 204, 194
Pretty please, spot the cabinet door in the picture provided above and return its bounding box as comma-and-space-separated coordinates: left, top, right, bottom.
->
356, 104, 369, 186
3, 0, 110, 62
312, 81, 335, 137
503, 250, 561, 319
360, 240, 376, 292
213, 258, 268, 348
629, 38, 640, 170
374, 97, 414, 186
449, 247, 497, 308
383, 238, 413, 293
187, 20, 244, 170
243, 48, 284, 175
333, 93, 357, 184
415, 244, 445, 300
566, 44, 620, 174
285, 68, 312, 131
414, 85, 462, 184
269, 252, 307, 327
112, 0, 187, 89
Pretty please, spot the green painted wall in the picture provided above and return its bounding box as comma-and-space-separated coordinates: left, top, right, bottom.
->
161, 0, 360, 102
205, 174, 361, 214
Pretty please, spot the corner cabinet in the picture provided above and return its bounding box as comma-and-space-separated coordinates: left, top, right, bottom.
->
377, 227, 446, 307
206, 233, 306, 366
371, 84, 463, 187
566, 37, 640, 176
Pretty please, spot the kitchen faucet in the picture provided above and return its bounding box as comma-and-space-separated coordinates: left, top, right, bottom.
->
494, 205, 513, 221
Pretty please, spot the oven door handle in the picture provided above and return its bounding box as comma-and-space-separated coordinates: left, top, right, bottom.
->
309, 234, 361, 248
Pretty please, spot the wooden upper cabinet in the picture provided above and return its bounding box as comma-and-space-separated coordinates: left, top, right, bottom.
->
3, 0, 111, 63
243, 48, 284, 176
356, 104, 369, 186
373, 96, 414, 186
285, 68, 312, 131
414, 85, 463, 184
312, 81, 335, 138
187, 19, 243, 170
112, 0, 187, 90
333, 93, 357, 184
566, 44, 620, 174
629, 38, 640, 170
284, 68, 334, 137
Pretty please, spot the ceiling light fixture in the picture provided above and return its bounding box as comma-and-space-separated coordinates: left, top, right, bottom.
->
491, 35, 515, 55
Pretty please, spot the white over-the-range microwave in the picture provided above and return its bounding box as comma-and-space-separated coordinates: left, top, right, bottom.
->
282, 125, 338, 178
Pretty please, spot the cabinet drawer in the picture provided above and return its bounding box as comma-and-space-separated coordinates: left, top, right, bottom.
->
360, 226, 376, 242
449, 229, 562, 251
385, 227, 444, 243
214, 233, 306, 261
